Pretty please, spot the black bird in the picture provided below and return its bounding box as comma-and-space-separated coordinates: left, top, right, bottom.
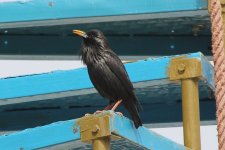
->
73, 29, 142, 128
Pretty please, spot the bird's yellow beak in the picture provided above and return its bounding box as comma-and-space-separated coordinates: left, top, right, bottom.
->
73, 30, 88, 38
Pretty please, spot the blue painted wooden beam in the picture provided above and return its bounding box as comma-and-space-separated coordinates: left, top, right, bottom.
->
110, 111, 189, 150
0, 52, 214, 101
0, 111, 188, 150
0, 0, 207, 24
0, 119, 77, 150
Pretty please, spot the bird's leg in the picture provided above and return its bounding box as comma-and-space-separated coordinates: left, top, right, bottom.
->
111, 99, 123, 116
92, 100, 123, 115
93, 102, 115, 114
111, 99, 122, 111
104, 102, 116, 110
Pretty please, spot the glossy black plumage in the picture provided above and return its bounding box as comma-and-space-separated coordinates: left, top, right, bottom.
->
77, 29, 142, 128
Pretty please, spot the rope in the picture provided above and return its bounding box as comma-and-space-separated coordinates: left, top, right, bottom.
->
210, 0, 225, 149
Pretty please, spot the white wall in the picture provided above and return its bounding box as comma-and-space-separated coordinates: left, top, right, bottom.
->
0, 60, 84, 78
151, 125, 218, 150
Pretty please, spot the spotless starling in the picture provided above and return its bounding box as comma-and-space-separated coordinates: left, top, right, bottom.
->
73, 29, 142, 128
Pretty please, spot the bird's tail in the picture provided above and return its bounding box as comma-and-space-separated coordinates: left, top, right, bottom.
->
125, 94, 142, 128
131, 110, 142, 128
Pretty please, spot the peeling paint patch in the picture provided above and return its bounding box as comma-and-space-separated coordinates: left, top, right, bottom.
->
0, 0, 31, 3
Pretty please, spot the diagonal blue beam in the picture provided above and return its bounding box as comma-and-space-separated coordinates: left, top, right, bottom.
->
110, 111, 189, 150
0, 0, 207, 23
0, 111, 189, 150
0, 119, 78, 150
0, 52, 214, 100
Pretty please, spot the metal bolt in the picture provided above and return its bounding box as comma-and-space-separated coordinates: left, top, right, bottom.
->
92, 125, 100, 133
178, 64, 185, 74
170, 45, 175, 49
48, 1, 54, 7
73, 128, 78, 133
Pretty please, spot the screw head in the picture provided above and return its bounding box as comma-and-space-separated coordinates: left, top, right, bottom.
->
177, 64, 185, 74
73, 128, 78, 133
92, 125, 100, 133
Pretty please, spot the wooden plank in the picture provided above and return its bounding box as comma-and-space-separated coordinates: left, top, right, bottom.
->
200, 53, 215, 90
0, 119, 78, 150
110, 111, 190, 150
0, 111, 189, 150
0, 35, 212, 56
0, 52, 214, 104
0, 101, 216, 132
0, 0, 207, 24
0, 10, 209, 29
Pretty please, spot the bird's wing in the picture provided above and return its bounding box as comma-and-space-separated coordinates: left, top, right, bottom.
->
103, 51, 134, 92
104, 50, 142, 117
87, 59, 121, 101
87, 50, 133, 101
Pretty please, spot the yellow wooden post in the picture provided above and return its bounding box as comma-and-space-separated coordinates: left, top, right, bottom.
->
170, 58, 202, 150
77, 113, 112, 150
182, 78, 201, 150
92, 137, 110, 150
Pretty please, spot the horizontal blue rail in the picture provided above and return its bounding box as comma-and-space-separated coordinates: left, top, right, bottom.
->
0, 111, 188, 150
0, 0, 207, 23
0, 52, 214, 100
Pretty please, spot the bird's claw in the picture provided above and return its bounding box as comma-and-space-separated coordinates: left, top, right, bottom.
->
94, 110, 105, 114
85, 113, 91, 116
85, 110, 123, 117
84, 110, 105, 117
115, 112, 123, 117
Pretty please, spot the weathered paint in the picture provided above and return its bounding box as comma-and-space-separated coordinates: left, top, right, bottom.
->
0, 0, 207, 23
0, 119, 78, 150
0, 0, 24, 3
0, 52, 214, 101
0, 111, 188, 150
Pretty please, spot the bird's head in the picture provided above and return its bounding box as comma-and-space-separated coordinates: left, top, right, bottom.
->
73, 29, 108, 49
